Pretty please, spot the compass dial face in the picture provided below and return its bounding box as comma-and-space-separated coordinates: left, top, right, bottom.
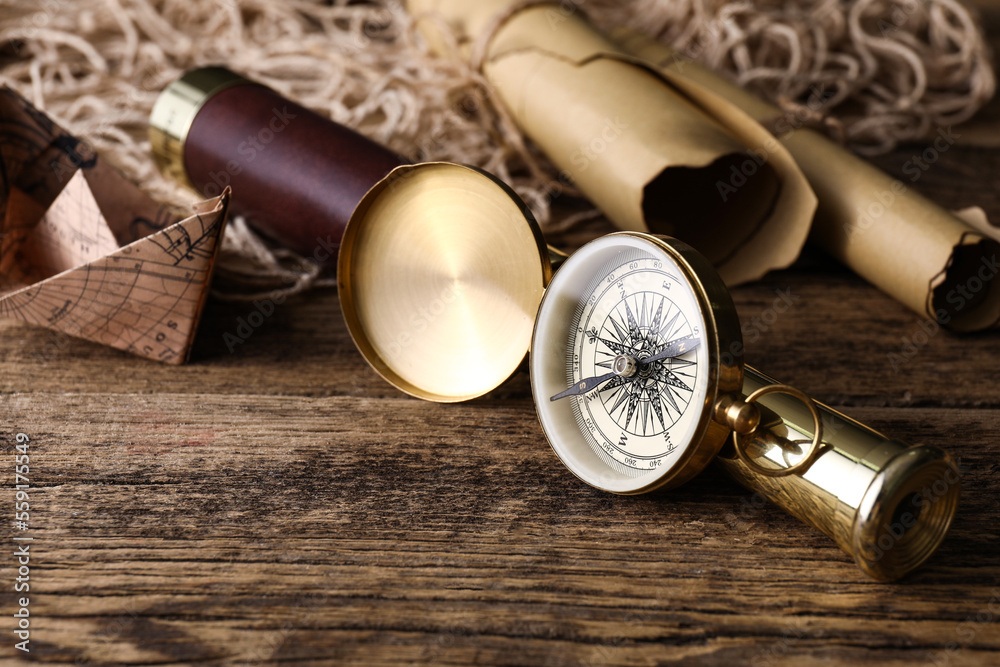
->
573, 261, 700, 471
531, 233, 720, 494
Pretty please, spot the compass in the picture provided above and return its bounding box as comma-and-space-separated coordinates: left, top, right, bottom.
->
531, 232, 746, 494
339, 162, 960, 580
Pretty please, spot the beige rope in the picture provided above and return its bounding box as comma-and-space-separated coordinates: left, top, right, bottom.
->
585, 0, 995, 155
761, 96, 848, 144
210, 216, 335, 302
0, 0, 993, 300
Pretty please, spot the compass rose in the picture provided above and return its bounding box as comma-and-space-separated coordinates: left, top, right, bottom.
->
593, 291, 697, 436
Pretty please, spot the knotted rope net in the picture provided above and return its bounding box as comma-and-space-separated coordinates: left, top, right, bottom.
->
0, 0, 993, 299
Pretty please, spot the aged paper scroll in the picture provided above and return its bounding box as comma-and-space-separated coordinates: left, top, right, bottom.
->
617, 30, 1000, 332
409, 0, 818, 286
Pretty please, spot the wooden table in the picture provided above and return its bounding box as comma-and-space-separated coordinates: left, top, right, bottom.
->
4, 19, 1000, 667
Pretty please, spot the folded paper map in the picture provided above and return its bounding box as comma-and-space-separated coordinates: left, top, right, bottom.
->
0, 86, 230, 363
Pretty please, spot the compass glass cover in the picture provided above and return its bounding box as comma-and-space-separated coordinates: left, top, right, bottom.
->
531, 233, 715, 494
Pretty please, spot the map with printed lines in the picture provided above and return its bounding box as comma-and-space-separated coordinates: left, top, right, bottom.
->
0, 85, 229, 364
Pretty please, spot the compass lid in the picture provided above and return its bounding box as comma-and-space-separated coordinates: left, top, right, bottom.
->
338, 162, 552, 402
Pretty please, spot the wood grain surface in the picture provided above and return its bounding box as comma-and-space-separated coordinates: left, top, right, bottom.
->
4, 10, 1000, 667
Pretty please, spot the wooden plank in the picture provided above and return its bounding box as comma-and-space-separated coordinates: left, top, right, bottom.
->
1, 390, 997, 664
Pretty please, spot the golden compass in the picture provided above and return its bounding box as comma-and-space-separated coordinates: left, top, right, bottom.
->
533, 232, 740, 494
339, 162, 959, 580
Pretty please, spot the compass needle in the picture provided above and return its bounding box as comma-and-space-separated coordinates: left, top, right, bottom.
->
549, 370, 616, 401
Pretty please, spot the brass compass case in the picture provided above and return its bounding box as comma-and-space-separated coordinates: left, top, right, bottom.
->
528, 232, 959, 580
530, 233, 744, 494
338, 164, 959, 580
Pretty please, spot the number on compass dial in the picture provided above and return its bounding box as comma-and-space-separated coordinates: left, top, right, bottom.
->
568, 255, 703, 475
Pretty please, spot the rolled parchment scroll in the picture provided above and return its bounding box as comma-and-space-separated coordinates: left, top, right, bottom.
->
408, 0, 818, 287
410, 0, 1000, 331
615, 30, 1000, 332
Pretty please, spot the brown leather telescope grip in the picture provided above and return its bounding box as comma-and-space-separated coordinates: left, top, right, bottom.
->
149, 67, 408, 263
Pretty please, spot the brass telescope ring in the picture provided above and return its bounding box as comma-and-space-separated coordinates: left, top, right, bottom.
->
732, 384, 823, 478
